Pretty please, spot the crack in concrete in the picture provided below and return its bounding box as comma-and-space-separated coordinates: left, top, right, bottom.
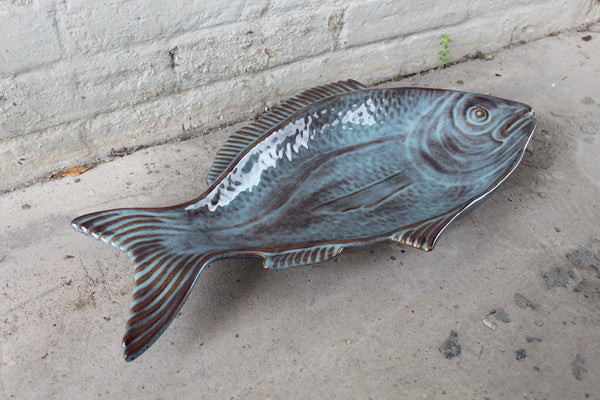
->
3, 282, 65, 315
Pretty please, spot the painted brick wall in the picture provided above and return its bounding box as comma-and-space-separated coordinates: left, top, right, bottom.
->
1, 0, 599, 191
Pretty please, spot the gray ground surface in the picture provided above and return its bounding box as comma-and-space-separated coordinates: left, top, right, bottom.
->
2, 25, 600, 399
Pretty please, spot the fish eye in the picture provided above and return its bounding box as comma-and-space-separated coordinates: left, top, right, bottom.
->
466, 105, 490, 125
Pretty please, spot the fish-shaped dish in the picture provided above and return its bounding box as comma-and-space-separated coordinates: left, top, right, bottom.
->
72, 80, 536, 361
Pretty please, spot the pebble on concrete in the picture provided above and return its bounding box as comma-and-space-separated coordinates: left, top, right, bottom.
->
439, 330, 461, 359
492, 308, 511, 323
566, 247, 600, 278
514, 293, 538, 310
572, 353, 587, 380
542, 267, 568, 289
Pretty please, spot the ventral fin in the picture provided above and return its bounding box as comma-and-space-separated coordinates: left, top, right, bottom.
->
206, 79, 368, 186
390, 210, 459, 251
263, 244, 345, 269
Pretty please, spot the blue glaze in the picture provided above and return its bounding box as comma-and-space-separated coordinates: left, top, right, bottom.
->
72, 80, 536, 361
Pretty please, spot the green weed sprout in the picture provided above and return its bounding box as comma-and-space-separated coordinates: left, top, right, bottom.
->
439, 34, 452, 69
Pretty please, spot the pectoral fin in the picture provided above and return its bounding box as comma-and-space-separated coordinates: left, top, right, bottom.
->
313, 170, 412, 212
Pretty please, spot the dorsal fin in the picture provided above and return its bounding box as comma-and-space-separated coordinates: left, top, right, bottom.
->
206, 79, 368, 186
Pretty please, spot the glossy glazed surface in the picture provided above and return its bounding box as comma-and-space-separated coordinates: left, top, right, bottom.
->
72, 80, 536, 360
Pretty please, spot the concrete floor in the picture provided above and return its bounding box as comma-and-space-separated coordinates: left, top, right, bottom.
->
2, 25, 600, 399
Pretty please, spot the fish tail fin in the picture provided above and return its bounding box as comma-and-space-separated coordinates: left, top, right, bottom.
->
72, 208, 213, 361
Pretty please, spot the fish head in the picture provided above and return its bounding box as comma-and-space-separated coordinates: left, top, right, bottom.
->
449, 92, 536, 146
413, 90, 536, 181
413, 90, 536, 182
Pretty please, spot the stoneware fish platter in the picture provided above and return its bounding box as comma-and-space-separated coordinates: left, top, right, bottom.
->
72, 80, 536, 361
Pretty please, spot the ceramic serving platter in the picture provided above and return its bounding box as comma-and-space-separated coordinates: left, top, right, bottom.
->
72, 80, 536, 360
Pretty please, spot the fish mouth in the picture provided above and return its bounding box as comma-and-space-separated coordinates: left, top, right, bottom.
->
498, 107, 536, 140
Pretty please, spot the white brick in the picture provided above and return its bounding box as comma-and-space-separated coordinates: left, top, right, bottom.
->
171, 12, 333, 91
0, 1, 62, 75
0, 45, 175, 139
341, 0, 469, 48
54, 0, 269, 56
2, 6, 336, 140
0, 69, 75, 138
73, 46, 176, 121
270, 0, 340, 12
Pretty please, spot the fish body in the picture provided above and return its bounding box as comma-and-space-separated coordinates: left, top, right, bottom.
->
72, 80, 536, 360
